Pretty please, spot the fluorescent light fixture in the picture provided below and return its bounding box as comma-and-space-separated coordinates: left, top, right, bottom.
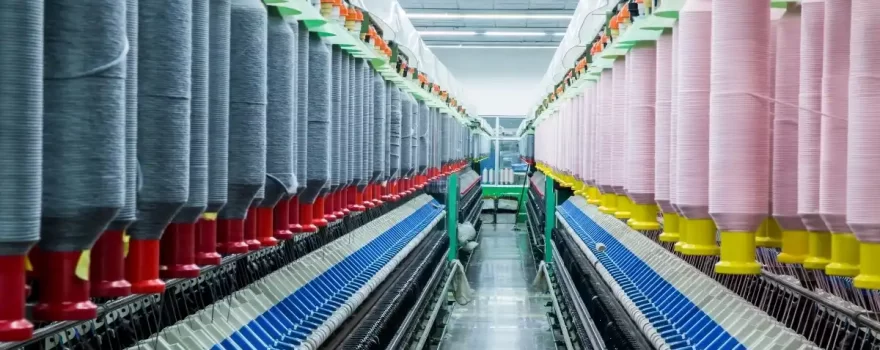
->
408, 13, 572, 20
484, 31, 548, 36
419, 31, 478, 36
428, 45, 558, 49
553, 32, 566, 36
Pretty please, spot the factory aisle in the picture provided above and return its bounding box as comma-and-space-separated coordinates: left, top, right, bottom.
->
439, 214, 558, 350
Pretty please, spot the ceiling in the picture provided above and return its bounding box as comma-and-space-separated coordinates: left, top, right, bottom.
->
397, 0, 580, 48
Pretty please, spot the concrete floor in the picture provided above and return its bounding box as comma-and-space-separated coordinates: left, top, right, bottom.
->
439, 214, 557, 350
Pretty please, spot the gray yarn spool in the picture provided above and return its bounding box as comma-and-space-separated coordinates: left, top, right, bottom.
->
345, 55, 355, 186
400, 94, 413, 178
109, 0, 139, 231
363, 62, 374, 183
411, 97, 420, 177
351, 59, 364, 188
301, 32, 331, 204
174, 0, 210, 223
384, 81, 393, 180
0, 2, 43, 255
260, 10, 295, 208
440, 114, 449, 167
42, 0, 127, 250
130, 0, 192, 240
371, 72, 386, 181
329, 47, 342, 191
206, 0, 231, 213
339, 54, 350, 188
294, 22, 309, 195
364, 63, 377, 183
288, 20, 299, 193
217, 0, 266, 220
418, 102, 429, 174
388, 86, 402, 180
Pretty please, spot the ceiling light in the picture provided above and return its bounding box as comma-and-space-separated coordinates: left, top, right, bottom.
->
484, 31, 548, 36
419, 31, 478, 36
553, 32, 566, 36
408, 13, 572, 20
428, 45, 558, 49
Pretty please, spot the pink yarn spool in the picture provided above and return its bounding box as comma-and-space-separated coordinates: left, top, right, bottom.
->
598, 72, 614, 194
847, 0, 880, 243
627, 45, 658, 205
623, 58, 633, 195
772, 8, 805, 231
670, 26, 681, 213
818, 0, 851, 234
797, 0, 827, 232
676, 0, 713, 220
654, 31, 674, 213
708, 0, 771, 232
587, 83, 599, 186
611, 59, 626, 194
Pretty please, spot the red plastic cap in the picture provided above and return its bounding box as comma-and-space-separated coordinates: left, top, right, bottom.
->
31, 249, 97, 320
126, 239, 166, 295
299, 202, 319, 233
160, 223, 201, 279
91, 230, 132, 297
196, 219, 222, 266
257, 207, 279, 246
244, 207, 262, 251
0, 255, 33, 341
217, 219, 249, 254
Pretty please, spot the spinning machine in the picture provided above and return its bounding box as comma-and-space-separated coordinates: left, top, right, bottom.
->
0, 0, 492, 349
523, 0, 880, 349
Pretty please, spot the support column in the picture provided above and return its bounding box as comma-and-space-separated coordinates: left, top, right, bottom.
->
447, 173, 459, 261
544, 176, 556, 263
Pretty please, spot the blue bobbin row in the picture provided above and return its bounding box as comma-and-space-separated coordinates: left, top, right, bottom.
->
557, 200, 745, 350
213, 200, 444, 350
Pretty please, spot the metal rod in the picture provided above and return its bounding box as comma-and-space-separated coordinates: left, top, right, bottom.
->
539, 261, 575, 350
387, 257, 449, 349
551, 241, 607, 350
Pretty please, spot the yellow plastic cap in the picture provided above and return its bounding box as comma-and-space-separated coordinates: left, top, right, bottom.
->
825, 232, 860, 277
803, 231, 831, 270
855, 242, 880, 290
681, 218, 719, 256
776, 230, 808, 264
715, 231, 761, 275
659, 212, 680, 242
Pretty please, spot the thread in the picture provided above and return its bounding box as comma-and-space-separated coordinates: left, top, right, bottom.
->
40, 0, 127, 315
627, 44, 658, 205
669, 26, 680, 213
797, 0, 828, 233
818, 0, 851, 234
389, 86, 402, 180
262, 10, 295, 209
374, 74, 387, 181
301, 32, 331, 205
598, 71, 614, 195
218, 0, 267, 220
200, 0, 231, 260
0, 0, 42, 339
329, 47, 342, 196
710, 0, 771, 274
654, 30, 673, 213
771, 8, 804, 231
401, 94, 414, 179
675, 0, 712, 220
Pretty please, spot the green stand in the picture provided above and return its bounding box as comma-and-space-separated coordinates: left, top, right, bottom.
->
544, 177, 556, 263
447, 173, 459, 261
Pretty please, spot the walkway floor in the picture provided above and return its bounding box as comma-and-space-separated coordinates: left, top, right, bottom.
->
439, 214, 558, 350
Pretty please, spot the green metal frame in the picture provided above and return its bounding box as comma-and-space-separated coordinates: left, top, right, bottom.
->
544, 177, 556, 263
447, 173, 459, 261
482, 184, 528, 223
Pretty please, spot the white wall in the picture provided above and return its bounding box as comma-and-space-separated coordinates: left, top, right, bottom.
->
433, 48, 556, 117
